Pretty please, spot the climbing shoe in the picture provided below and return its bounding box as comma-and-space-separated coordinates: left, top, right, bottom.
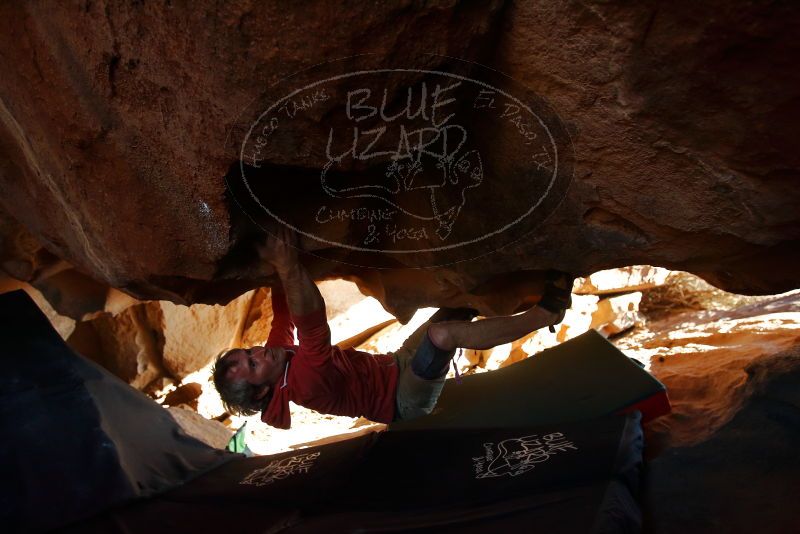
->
538, 270, 575, 333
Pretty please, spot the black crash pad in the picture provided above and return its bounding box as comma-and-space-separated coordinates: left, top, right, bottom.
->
63, 413, 644, 534
0, 290, 235, 533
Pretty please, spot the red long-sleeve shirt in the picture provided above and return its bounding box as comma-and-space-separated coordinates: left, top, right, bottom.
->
261, 289, 399, 429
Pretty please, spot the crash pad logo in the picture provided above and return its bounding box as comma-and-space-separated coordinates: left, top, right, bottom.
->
234, 56, 573, 267
239, 451, 321, 486
472, 432, 577, 479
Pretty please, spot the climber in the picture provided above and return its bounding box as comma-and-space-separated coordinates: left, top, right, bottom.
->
212, 227, 573, 429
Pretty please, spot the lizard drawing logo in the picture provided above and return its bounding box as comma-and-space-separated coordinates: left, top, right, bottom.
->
474, 432, 577, 479
320, 147, 483, 240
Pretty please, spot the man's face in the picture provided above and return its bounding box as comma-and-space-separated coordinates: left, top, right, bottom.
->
223, 346, 290, 395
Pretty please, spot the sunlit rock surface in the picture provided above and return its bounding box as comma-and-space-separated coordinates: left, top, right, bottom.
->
0, 275, 76, 339
590, 291, 643, 337
166, 406, 233, 450
619, 291, 800, 447
66, 287, 275, 389
574, 266, 670, 295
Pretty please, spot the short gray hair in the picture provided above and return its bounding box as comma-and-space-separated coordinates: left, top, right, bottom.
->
211, 348, 270, 416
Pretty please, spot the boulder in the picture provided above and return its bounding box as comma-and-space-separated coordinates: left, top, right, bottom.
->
590, 292, 643, 337
617, 291, 800, 447
142, 376, 175, 400
328, 297, 395, 346
356, 309, 438, 355
644, 358, 800, 533
167, 406, 233, 450
163, 382, 203, 409
158, 294, 253, 379
67, 302, 166, 389
67, 287, 278, 388
319, 280, 369, 321
103, 287, 141, 316
236, 287, 275, 347
0, 2, 797, 318
574, 267, 670, 295
0, 276, 76, 339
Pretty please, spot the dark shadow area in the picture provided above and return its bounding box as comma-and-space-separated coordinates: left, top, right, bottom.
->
643, 357, 800, 533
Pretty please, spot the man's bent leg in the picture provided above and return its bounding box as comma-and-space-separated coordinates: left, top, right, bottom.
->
411, 308, 477, 379
394, 308, 478, 420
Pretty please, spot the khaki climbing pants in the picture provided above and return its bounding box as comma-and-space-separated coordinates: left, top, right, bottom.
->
391, 317, 448, 421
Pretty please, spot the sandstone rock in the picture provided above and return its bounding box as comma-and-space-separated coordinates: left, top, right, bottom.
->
329, 297, 395, 346
64, 282, 384, 391
159, 292, 255, 379
319, 280, 368, 320
553, 294, 599, 343
67, 304, 165, 389
1, 209, 115, 320
336, 319, 397, 351
616, 291, 800, 447
235, 287, 274, 347
65, 284, 288, 391
67, 290, 253, 387
574, 266, 671, 295
163, 382, 203, 408
590, 292, 643, 337
142, 376, 175, 400
0, 276, 76, 339
0, 3, 796, 316
104, 288, 141, 316
166, 406, 233, 450
0, 209, 58, 282
457, 347, 497, 374
356, 308, 438, 355
29, 268, 110, 320
356, 292, 605, 376
639, 270, 776, 322
644, 359, 800, 533
320, 279, 400, 348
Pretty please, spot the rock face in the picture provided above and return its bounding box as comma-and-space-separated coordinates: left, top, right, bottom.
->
620, 291, 800, 447
643, 362, 800, 533
67, 287, 276, 390
67, 300, 166, 389
0, 275, 76, 339
0, 2, 798, 319
590, 292, 643, 337
163, 382, 203, 409
167, 406, 233, 450
574, 266, 670, 295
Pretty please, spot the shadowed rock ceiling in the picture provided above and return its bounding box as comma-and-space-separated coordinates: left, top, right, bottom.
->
0, 1, 798, 320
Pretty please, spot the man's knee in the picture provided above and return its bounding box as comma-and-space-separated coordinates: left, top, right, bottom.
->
427, 322, 455, 352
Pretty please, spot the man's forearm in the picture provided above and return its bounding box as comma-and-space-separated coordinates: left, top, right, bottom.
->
275, 263, 325, 317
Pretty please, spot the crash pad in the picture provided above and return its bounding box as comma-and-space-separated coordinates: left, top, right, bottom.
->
0, 290, 235, 533
62, 414, 644, 533
390, 329, 670, 431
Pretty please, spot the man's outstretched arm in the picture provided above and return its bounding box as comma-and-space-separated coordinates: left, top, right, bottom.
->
265, 285, 296, 346
261, 228, 332, 364
260, 227, 325, 318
